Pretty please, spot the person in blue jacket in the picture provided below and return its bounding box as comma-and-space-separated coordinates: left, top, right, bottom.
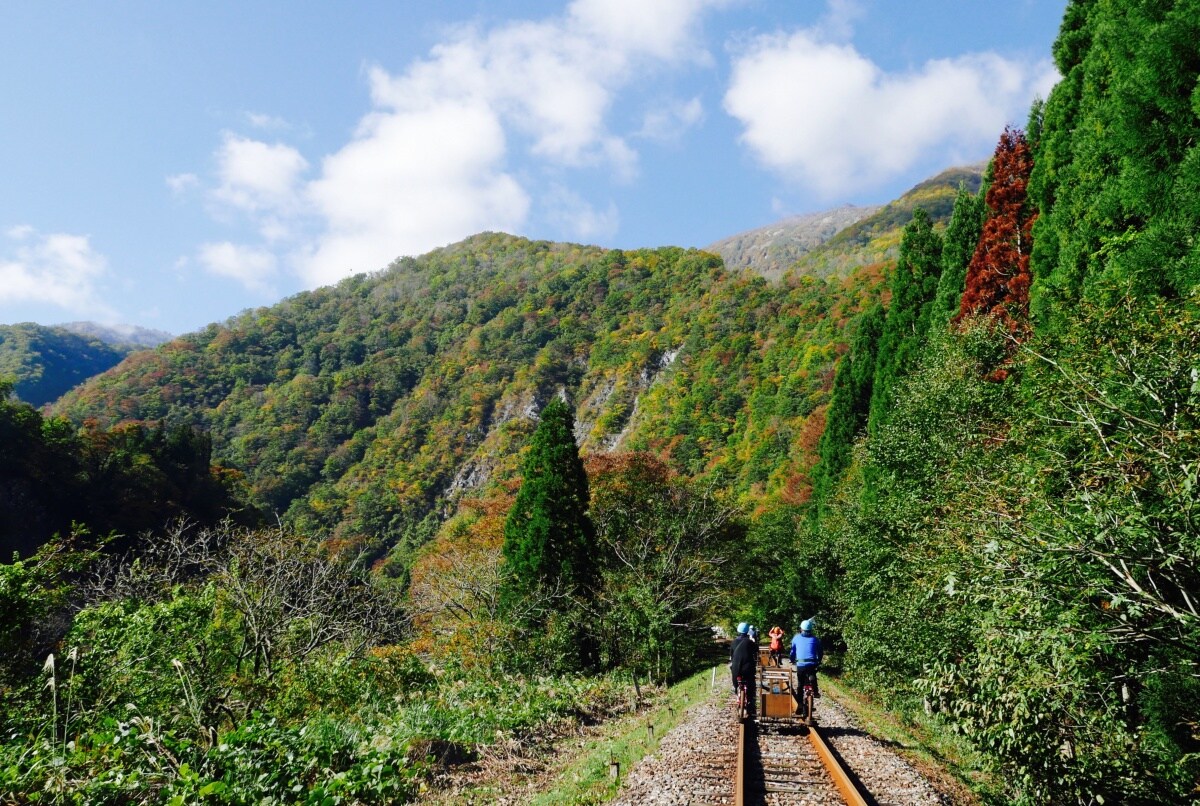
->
789, 618, 823, 698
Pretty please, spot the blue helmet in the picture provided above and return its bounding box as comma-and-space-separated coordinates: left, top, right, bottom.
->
736, 622, 749, 634
800, 619, 815, 633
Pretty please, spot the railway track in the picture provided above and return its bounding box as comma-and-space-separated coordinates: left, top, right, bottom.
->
611, 668, 945, 805
736, 717, 868, 805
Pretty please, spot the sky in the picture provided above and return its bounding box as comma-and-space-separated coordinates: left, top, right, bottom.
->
0, 0, 1066, 335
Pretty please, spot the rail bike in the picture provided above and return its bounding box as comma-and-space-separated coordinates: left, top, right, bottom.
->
740, 647, 818, 727
732, 649, 871, 805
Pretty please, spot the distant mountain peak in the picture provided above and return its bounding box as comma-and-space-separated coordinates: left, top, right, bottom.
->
706, 204, 881, 280
707, 164, 985, 282
56, 321, 174, 349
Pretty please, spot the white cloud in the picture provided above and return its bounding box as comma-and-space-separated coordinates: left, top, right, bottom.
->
246, 112, 290, 131
293, 0, 723, 284
0, 227, 115, 317
300, 99, 529, 285
183, 0, 725, 289
369, 20, 622, 170
212, 133, 309, 214
816, 0, 865, 41
166, 173, 199, 196
724, 28, 1057, 196
197, 241, 278, 294
639, 96, 705, 141
568, 0, 728, 62
542, 185, 620, 241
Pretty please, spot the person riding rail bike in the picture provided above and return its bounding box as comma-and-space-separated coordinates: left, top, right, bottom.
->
730, 622, 757, 716
789, 619, 823, 699
768, 625, 785, 666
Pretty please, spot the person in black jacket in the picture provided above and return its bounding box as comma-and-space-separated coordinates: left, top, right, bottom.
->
730, 622, 757, 715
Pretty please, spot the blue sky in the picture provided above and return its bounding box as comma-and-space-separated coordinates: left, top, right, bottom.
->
0, 1, 1066, 335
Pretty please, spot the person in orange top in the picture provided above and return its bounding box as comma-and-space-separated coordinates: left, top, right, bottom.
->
768, 625, 785, 666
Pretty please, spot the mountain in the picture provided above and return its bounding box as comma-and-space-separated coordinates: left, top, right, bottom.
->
57, 321, 174, 349
783, 163, 985, 280
705, 204, 880, 280
50, 165, 976, 566
0, 323, 138, 407
18, 0, 1200, 797
51, 236, 872, 563
707, 164, 983, 283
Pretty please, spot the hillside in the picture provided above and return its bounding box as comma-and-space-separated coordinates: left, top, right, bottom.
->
7, 0, 1200, 801
53, 166, 979, 565
705, 164, 983, 284
0, 323, 138, 407
705, 204, 880, 280
52, 232, 890, 566
57, 321, 173, 349
788, 164, 985, 280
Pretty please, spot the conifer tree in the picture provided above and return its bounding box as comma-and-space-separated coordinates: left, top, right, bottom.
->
808, 304, 883, 521
867, 209, 944, 438
930, 185, 986, 331
500, 396, 596, 611
956, 127, 1036, 336
1030, 0, 1200, 323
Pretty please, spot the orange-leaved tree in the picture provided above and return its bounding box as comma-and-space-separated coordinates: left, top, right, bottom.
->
957, 127, 1037, 338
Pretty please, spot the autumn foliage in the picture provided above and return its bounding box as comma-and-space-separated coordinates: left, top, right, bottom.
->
957, 128, 1036, 336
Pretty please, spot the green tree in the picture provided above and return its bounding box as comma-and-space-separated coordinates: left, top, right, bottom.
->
500, 396, 597, 619
1030, 0, 1200, 327
808, 304, 884, 522
867, 208, 944, 438
588, 452, 740, 684
930, 185, 986, 331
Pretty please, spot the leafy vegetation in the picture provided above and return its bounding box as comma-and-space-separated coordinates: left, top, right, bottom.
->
0, 383, 256, 561
6, 3, 1199, 802
0, 323, 137, 407
587, 452, 742, 684
790, 4, 1200, 799
0, 521, 630, 804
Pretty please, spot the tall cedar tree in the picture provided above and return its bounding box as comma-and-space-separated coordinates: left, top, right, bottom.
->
956, 128, 1036, 336
867, 208, 944, 438
501, 397, 596, 610
1029, 0, 1200, 328
808, 303, 884, 522
930, 184, 987, 331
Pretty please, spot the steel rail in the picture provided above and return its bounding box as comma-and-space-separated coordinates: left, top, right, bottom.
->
808, 724, 869, 806
734, 719, 746, 806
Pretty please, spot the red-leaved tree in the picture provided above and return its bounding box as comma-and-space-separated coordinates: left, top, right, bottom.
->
956, 128, 1037, 337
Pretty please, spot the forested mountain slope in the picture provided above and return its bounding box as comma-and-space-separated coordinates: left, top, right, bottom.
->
708, 164, 981, 283
49, 236, 858, 566
0, 323, 136, 407
705, 204, 879, 280
14, 2, 1200, 801
53, 168, 971, 568
8, 163, 973, 569
790, 164, 984, 280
